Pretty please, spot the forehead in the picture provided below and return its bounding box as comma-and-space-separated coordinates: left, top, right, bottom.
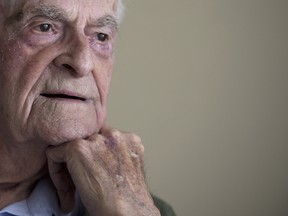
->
3, 0, 117, 21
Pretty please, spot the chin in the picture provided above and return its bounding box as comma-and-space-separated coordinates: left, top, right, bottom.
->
36, 119, 99, 145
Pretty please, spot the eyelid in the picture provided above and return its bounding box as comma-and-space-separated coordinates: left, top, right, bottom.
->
85, 25, 115, 35
29, 19, 63, 34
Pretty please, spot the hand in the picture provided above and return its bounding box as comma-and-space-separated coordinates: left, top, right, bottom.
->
46, 127, 160, 216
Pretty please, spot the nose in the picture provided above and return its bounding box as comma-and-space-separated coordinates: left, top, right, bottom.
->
54, 32, 94, 77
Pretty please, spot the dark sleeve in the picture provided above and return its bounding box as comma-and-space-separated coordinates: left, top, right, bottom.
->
152, 195, 177, 216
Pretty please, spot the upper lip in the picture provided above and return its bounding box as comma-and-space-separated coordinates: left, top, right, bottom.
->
40, 91, 87, 101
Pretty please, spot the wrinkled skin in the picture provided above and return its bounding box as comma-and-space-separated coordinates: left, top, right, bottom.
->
47, 127, 159, 215
0, 0, 160, 215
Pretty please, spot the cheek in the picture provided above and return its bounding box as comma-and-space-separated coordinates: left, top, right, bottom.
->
93, 59, 114, 128
0, 40, 24, 71
0, 41, 34, 100
0, 37, 54, 124
107, 56, 115, 80
98, 59, 114, 100
0, 38, 44, 90
0, 35, 57, 87
0, 40, 29, 105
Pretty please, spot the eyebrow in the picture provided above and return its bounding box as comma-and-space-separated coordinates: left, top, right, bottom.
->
19, 3, 118, 29
26, 3, 68, 22
92, 15, 118, 30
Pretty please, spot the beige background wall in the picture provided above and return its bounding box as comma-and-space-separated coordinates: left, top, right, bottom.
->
106, 1, 288, 216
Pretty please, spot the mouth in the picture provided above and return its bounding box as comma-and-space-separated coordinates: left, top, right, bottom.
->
40, 93, 86, 101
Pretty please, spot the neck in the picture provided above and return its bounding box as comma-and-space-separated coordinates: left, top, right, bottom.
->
0, 168, 47, 209
0, 140, 48, 209
0, 176, 37, 209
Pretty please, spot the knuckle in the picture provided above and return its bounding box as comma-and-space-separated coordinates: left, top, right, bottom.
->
109, 128, 122, 140
129, 134, 144, 153
129, 143, 145, 158
130, 133, 142, 144
139, 143, 145, 154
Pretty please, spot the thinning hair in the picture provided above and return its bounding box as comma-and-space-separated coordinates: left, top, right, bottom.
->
117, 0, 125, 22
1, 0, 125, 23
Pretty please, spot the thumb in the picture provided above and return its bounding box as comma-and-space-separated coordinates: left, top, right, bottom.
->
46, 145, 76, 213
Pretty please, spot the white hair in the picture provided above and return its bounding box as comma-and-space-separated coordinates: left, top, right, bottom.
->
1, 0, 125, 22
117, 0, 125, 23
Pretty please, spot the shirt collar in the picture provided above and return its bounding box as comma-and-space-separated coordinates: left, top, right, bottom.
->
0, 176, 71, 216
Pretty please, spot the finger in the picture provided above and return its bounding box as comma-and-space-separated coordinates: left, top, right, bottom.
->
100, 125, 131, 136
46, 143, 71, 162
99, 124, 112, 134
100, 128, 144, 164
46, 146, 75, 213
126, 133, 145, 155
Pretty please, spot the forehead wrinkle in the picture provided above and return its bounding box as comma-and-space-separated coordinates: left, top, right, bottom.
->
4, 3, 66, 24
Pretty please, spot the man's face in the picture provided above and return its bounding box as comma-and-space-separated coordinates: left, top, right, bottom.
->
0, 0, 117, 145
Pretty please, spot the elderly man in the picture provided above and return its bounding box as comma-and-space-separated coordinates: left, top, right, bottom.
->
0, 0, 175, 215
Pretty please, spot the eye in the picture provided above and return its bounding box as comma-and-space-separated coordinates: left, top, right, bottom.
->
96, 33, 109, 42
38, 23, 52, 32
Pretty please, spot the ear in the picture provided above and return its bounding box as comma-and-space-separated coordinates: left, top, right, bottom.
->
0, 1, 6, 17
0, 5, 5, 28
0, 2, 8, 21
